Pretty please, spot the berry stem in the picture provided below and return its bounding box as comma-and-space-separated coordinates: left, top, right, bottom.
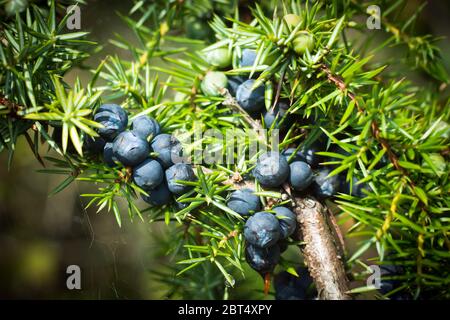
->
220, 88, 267, 143
0, 94, 25, 117
263, 273, 271, 296
271, 65, 287, 112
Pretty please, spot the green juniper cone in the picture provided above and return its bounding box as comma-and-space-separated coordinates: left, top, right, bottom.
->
292, 31, 314, 55
204, 48, 232, 69
201, 71, 229, 96
0, 0, 449, 300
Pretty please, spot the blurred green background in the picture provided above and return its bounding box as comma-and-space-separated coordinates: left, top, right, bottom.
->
0, 0, 449, 299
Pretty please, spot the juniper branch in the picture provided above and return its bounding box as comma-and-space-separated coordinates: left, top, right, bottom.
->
320, 64, 416, 188
203, 91, 352, 299
212, 172, 351, 300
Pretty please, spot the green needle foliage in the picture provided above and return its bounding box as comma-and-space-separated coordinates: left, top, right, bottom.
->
0, 0, 448, 299
0, 0, 93, 166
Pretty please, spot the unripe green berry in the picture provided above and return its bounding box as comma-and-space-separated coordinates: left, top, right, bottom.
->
283, 14, 301, 28
200, 71, 228, 97
204, 48, 232, 69
5, 0, 28, 16
293, 31, 314, 55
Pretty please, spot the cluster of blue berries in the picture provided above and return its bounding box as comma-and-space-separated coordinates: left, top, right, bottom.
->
254, 146, 370, 199
226, 187, 296, 275
227, 147, 368, 285
86, 104, 196, 206
244, 208, 297, 274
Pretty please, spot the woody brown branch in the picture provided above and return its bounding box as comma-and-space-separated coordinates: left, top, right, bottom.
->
293, 197, 350, 299
320, 64, 412, 180
320, 63, 430, 246
220, 88, 266, 141
0, 95, 24, 117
